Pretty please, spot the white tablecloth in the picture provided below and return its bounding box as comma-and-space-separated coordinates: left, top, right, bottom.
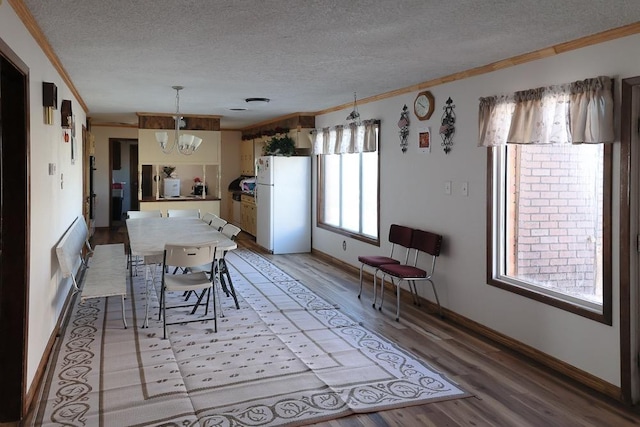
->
127, 217, 236, 257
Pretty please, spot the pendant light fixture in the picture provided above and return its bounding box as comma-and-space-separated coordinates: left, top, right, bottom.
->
155, 86, 202, 155
346, 91, 361, 125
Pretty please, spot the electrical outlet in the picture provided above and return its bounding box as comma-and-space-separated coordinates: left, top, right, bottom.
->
444, 181, 452, 195
461, 181, 468, 196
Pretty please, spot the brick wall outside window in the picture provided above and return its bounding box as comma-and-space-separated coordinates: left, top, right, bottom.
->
508, 144, 603, 301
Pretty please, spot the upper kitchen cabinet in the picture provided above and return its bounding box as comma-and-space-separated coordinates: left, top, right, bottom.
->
240, 139, 257, 176
241, 114, 315, 162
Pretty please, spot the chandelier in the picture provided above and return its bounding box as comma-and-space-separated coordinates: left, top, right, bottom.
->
346, 91, 361, 125
155, 86, 202, 155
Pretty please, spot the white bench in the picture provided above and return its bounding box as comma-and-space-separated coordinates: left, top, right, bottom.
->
56, 216, 128, 328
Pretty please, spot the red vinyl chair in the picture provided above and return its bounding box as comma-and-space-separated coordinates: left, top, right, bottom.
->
378, 229, 443, 321
358, 224, 413, 307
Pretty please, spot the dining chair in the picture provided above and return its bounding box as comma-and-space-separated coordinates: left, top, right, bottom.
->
209, 215, 228, 232
377, 229, 443, 321
127, 210, 162, 218
188, 222, 241, 313
159, 241, 218, 339
200, 212, 216, 225
218, 223, 241, 305
357, 224, 413, 307
167, 209, 200, 218
126, 210, 162, 275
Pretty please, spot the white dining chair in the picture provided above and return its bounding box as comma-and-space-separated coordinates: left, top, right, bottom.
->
167, 209, 200, 218
159, 241, 218, 338
217, 223, 242, 309
209, 215, 228, 232
188, 223, 241, 315
127, 210, 162, 219
201, 212, 216, 225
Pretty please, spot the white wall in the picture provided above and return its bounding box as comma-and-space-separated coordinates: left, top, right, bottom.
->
312, 33, 640, 387
0, 2, 87, 388
221, 130, 242, 219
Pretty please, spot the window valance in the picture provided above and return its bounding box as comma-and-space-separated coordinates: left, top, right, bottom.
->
478, 76, 614, 147
311, 120, 380, 154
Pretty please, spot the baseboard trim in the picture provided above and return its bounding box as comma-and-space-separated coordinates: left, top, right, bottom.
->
311, 248, 622, 402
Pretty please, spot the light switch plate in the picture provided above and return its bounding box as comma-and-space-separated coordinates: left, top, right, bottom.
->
461, 181, 468, 196
444, 181, 452, 195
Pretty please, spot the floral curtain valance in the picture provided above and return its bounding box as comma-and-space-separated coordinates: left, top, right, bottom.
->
311, 120, 380, 155
478, 76, 614, 147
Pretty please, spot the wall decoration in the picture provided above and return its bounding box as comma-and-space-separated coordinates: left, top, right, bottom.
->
439, 97, 456, 154
418, 127, 431, 153
397, 104, 410, 153
68, 115, 77, 164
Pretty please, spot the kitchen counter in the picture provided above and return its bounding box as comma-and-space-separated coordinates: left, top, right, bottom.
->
140, 195, 221, 202
139, 197, 221, 217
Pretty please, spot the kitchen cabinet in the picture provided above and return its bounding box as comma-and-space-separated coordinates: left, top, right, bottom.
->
240, 140, 254, 176
240, 138, 266, 176
241, 194, 256, 236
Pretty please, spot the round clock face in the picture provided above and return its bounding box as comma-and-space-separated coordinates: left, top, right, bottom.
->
414, 91, 434, 120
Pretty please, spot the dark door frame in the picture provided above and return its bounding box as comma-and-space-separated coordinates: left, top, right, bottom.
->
129, 143, 139, 212
108, 137, 136, 227
620, 76, 640, 404
0, 37, 30, 422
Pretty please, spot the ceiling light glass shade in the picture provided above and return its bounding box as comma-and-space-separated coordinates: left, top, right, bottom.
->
156, 131, 169, 149
155, 86, 203, 156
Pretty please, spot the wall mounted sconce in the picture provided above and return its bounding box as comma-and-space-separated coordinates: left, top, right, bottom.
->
42, 82, 57, 125
60, 99, 72, 128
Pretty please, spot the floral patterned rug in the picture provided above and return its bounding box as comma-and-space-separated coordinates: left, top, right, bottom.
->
29, 248, 470, 426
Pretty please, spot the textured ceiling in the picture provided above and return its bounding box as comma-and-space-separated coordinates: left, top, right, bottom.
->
20, 0, 640, 129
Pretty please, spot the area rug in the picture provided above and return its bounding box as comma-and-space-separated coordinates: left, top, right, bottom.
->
30, 248, 470, 426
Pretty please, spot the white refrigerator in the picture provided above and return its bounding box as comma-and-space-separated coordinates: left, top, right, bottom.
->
256, 156, 311, 254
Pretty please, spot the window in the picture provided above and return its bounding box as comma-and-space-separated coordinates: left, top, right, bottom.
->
481, 76, 613, 324
315, 122, 380, 244
488, 143, 611, 322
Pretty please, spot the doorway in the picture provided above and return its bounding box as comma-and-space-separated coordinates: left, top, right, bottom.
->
129, 143, 139, 211
109, 138, 137, 228
622, 76, 640, 405
0, 39, 30, 422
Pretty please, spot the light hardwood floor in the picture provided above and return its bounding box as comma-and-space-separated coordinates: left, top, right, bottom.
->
91, 226, 640, 427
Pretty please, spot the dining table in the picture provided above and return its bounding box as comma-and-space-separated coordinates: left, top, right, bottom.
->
126, 216, 237, 327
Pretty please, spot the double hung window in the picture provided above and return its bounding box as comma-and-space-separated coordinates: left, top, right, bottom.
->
314, 121, 380, 244
481, 77, 613, 323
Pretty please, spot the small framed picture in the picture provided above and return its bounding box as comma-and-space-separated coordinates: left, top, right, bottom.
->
418, 127, 431, 153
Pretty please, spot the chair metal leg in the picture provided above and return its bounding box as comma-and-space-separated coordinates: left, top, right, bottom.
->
120, 295, 127, 329
428, 278, 443, 318
162, 285, 167, 339
211, 284, 217, 333
395, 280, 402, 321
219, 258, 239, 309
410, 281, 420, 305
190, 289, 210, 315
378, 274, 388, 311
358, 264, 364, 299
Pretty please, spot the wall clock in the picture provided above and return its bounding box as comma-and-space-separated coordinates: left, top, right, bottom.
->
414, 90, 435, 121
